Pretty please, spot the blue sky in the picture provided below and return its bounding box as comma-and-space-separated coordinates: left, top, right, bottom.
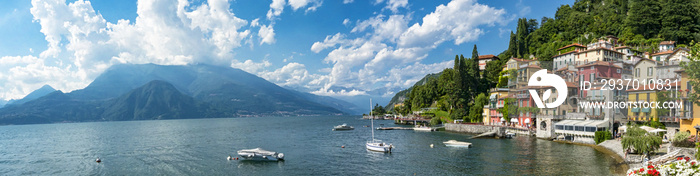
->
0, 0, 574, 101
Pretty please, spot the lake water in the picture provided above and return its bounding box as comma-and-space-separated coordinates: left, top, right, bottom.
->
0, 116, 624, 175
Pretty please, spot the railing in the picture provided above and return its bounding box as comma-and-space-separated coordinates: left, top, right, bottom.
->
516, 93, 529, 99
659, 116, 680, 123
587, 96, 605, 101
496, 104, 504, 108
552, 115, 566, 119
519, 64, 529, 68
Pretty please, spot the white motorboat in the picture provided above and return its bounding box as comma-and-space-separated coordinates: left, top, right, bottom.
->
237, 148, 284, 161
332, 123, 354, 131
504, 132, 516, 138
366, 99, 392, 153
443, 140, 472, 147
413, 126, 434, 132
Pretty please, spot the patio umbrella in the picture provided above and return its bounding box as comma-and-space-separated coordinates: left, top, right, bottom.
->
649, 129, 667, 134
640, 126, 657, 132
618, 125, 627, 133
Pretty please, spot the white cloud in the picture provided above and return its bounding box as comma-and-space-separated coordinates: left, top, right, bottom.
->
0, 0, 271, 100
258, 24, 276, 45
307, 0, 509, 97
342, 18, 350, 26
384, 0, 408, 13
343, 0, 354, 4
288, 0, 322, 12
261, 62, 314, 87
266, 0, 286, 20
230, 59, 271, 74
398, 0, 508, 48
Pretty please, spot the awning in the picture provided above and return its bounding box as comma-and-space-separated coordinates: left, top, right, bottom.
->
511, 118, 519, 123
524, 118, 531, 124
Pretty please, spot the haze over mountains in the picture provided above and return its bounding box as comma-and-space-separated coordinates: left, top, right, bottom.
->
0, 64, 361, 125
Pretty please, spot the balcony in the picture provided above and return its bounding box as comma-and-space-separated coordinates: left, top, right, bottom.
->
642, 108, 651, 113
516, 93, 529, 99
587, 96, 605, 101
496, 103, 504, 108
659, 116, 680, 123
519, 64, 529, 68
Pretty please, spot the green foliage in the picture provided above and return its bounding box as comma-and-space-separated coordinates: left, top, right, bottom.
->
673, 131, 691, 143
641, 120, 666, 129
672, 131, 695, 147
696, 142, 700, 159
372, 104, 386, 115
682, 41, 700, 107
659, 0, 700, 44
499, 98, 517, 121
622, 126, 663, 155
466, 93, 489, 123
484, 61, 502, 89
594, 131, 613, 144
626, 0, 662, 39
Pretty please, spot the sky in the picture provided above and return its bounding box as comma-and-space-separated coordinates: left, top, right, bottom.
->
0, 0, 575, 101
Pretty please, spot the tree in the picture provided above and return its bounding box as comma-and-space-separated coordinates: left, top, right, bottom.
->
466, 93, 489, 122
682, 41, 700, 106
484, 61, 502, 88
622, 126, 662, 157
625, 0, 661, 39
660, 0, 700, 45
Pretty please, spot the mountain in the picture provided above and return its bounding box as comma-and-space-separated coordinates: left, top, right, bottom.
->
0, 99, 6, 108
0, 64, 351, 125
100, 80, 215, 121
4, 85, 56, 106
385, 72, 442, 111
76, 64, 349, 116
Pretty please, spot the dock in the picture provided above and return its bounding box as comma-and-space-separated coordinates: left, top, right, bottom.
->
376, 127, 413, 130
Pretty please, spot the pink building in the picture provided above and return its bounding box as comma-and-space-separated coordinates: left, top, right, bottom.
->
575, 61, 623, 97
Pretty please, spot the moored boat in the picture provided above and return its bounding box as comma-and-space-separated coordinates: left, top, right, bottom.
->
366, 99, 393, 153
332, 123, 354, 131
237, 148, 284, 161
443, 140, 472, 147
413, 126, 434, 132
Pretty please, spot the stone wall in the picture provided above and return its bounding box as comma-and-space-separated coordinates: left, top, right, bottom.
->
445, 123, 504, 134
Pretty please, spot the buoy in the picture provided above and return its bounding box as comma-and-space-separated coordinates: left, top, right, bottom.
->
227, 156, 232, 160
341, 145, 345, 148
236, 157, 239, 160
430, 144, 434, 148
96, 158, 101, 163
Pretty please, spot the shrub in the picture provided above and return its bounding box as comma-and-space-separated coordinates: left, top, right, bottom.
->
595, 131, 613, 144
673, 140, 696, 148
673, 131, 691, 143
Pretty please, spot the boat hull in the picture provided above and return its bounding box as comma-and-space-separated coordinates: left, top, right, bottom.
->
366, 142, 392, 153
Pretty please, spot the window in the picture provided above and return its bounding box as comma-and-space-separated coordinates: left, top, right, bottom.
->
617, 69, 620, 73
556, 125, 564, 130
565, 126, 574, 130
648, 67, 653, 76
590, 73, 595, 82
646, 93, 650, 101
635, 68, 640, 77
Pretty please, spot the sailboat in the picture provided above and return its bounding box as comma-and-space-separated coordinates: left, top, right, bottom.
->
366, 99, 393, 153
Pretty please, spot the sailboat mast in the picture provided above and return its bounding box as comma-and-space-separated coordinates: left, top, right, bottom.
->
370, 98, 374, 141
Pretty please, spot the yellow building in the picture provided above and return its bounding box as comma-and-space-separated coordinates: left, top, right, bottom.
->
627, 86, 658, 122
677, 70, 700, 134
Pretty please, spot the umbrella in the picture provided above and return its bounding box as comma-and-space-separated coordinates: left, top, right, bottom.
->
650, 129, 667, 134
640, 126, 657, 132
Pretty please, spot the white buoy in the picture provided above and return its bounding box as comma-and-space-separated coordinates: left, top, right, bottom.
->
96, 157, 101, 163
430, 144, 434, 148
227, 156, 232, 160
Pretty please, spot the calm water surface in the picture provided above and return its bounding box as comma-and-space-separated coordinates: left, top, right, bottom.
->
0, 116, 623, 175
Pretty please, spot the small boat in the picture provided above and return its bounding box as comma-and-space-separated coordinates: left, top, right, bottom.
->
237, 148, 284, 161
504, 132, 516, 138
413, 126, 434, 132
366, 99, 393, 153
332, 123, 354, 131
443, 140, 472, 147
366, 139, 393, 152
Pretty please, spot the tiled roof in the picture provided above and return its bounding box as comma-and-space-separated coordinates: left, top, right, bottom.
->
557, 43, 586, 51
651, 50, 674, 56
478, 54, 498, 60
660, 41, 676, 45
